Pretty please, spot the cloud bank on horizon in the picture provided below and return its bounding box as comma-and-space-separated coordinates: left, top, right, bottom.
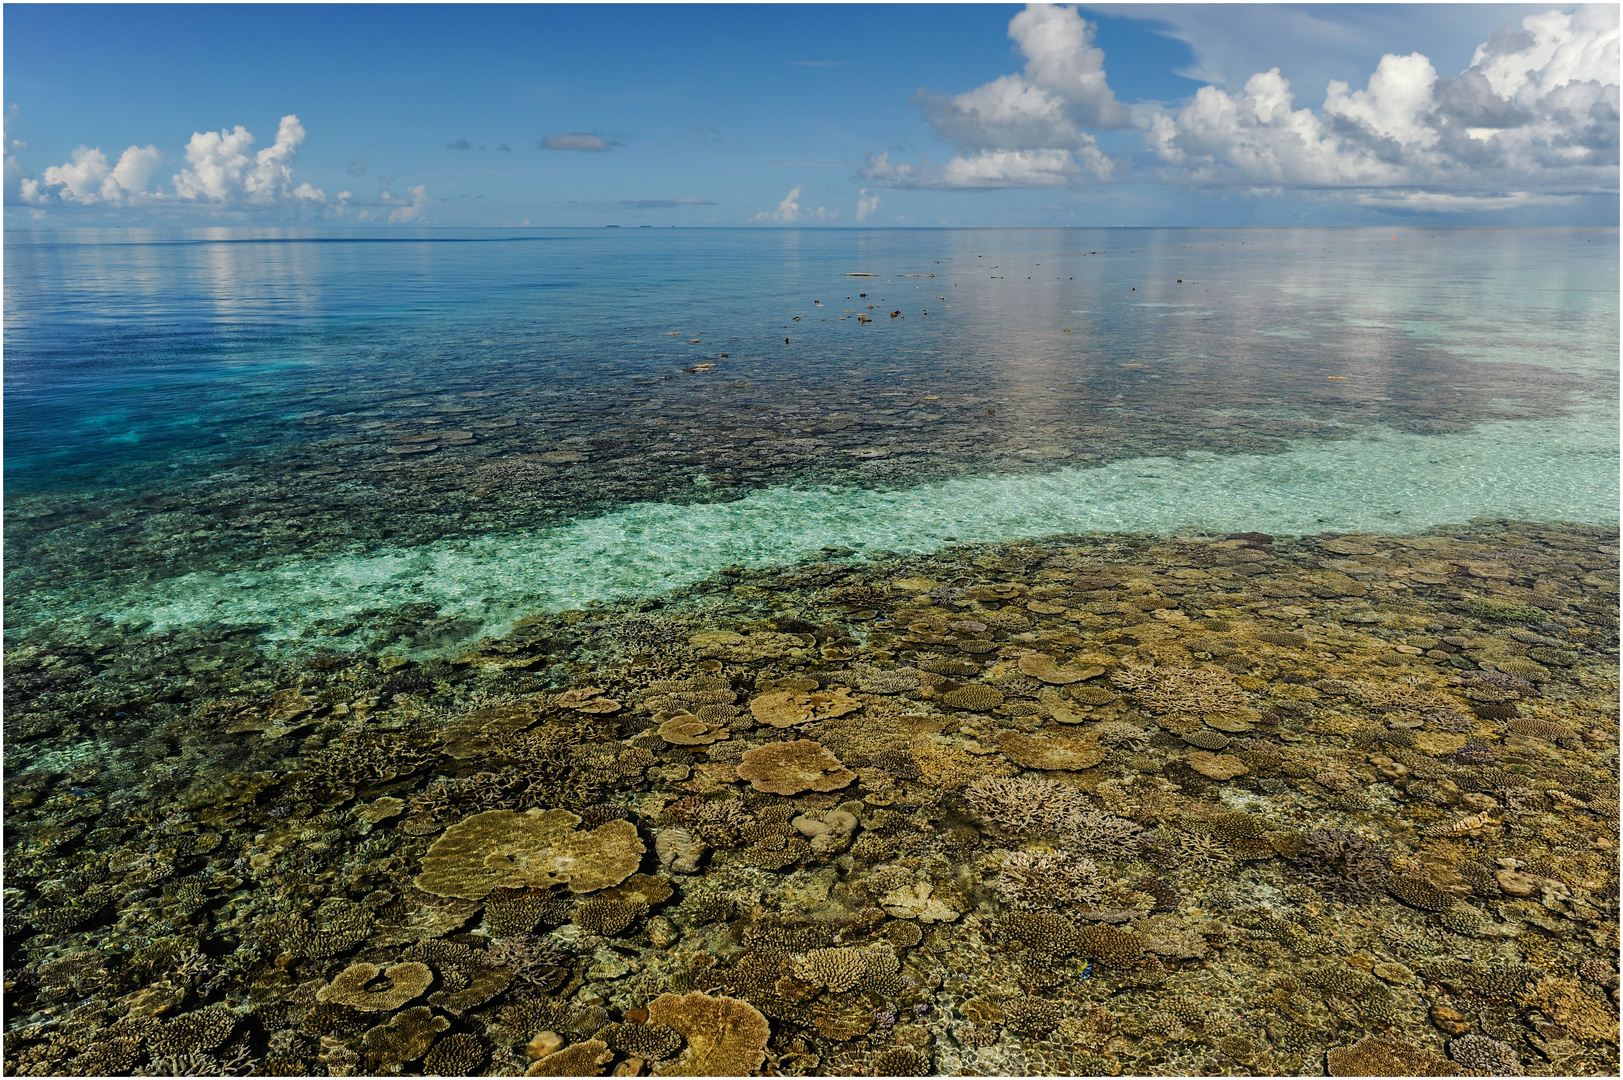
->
8, 112, 429, 222
862, 3, 1618, 211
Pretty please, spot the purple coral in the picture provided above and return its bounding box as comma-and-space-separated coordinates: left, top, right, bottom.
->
1455, 743, 1497, 765
487, 935, 573, 988
1290, 828, 1391, 906
1463, 670, 1534, 693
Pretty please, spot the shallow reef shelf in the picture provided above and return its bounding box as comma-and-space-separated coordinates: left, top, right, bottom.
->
2, 521, 1619, 1077
27, 409, 1614, 655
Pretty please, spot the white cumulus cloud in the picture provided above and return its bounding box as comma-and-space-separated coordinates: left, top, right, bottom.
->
857, 188, 880, 221
26, 143, 163, 205
860, 143, 1112, 190
171, 114, 311, 203
753, 183, 834, 222
860, 2, 1615, 209
865, 3, 1126, 190
9, 113, 427, 219
1141, 5, 1619, 203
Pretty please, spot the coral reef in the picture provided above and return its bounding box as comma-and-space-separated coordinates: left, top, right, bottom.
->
996, 850, 1104, 912
1449, 1034, 1523, 1076
2, 524, 1616, 1078
316, 963, 434, 1012
1326, 1035, 1460, 1076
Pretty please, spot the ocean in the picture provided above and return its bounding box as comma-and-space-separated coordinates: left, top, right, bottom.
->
5, 226, 1616, 652
3, 227, 1618, 1078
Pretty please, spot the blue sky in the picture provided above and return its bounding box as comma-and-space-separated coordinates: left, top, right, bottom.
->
5, 4, 1618, 226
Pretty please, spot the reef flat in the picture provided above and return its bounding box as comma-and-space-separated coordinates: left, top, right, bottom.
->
3, 521, 1618, 1077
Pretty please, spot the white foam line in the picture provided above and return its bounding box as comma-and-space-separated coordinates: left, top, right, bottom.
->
125, 415, 1618, 642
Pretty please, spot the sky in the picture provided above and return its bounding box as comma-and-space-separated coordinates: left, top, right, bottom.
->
4, 3, 1618, 227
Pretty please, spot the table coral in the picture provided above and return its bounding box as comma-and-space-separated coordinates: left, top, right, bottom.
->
749, 687, 863, 728
1325, 1035, 1460, 1076
315, 962, 433, 1012
644, 992, 771, 1076
415, 808, 645, 899
361, 1006, 448, 1066
735, 740, 855, 795
992, 730, 1106, 771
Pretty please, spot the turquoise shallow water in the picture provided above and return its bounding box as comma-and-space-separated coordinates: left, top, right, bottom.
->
125, 411, 1619, 646
4, 226, 1617, 652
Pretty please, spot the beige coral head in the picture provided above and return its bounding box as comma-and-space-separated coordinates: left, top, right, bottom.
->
526, 1039, 615, 1077
1017, 653, 1105, 685
939, 684, 1004, 711
1186, 750, 1248, 780
993, 730, 1105, 771
415, 809, 645, 900
735, 739, 856, 795
646, 992, 770, 1076
658, 711, 730, 746
749, 687, 862, 728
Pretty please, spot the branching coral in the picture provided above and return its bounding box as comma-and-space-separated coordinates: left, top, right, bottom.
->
996, 850, 1103, 912
1448, 1034, 1523, 1075
998, 911, 1083, 956
940, 685, 1006, 711
1112, 664, 1248, 724
1325, 1035, 1459, 1076
1387, 873, 1459, 912
789, 948, 868, 993
572, 896, 647, 936
1003, 995, 1062, 1037
600, 1021, 684, 1061
423, 1032, 488, 1076
1518, 975, 1620, 1044
872, 1046, 932, 1075
487, 935, 573, 990
964, 776, 1090, 835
